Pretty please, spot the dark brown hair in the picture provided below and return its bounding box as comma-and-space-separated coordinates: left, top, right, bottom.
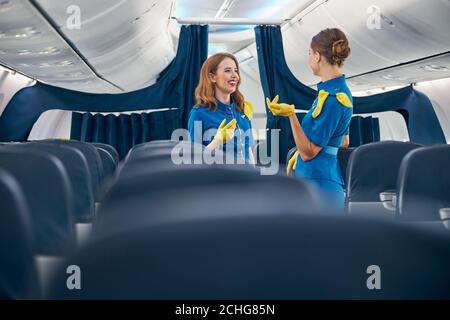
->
311, 28, 351, 67
195, 52, 244, 112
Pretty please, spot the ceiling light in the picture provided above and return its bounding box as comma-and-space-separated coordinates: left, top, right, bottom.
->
17, 60, 75, 68
348, 81, 367, 86
17, 49, 32, 55
381, 74, 408, 81
0, 27, 41, 40
418, 65, 450, 72
54, 72, 84, 78
39, 60, 74, 67
16, 46, 60, 56
38, 47, 60, 55
0, 0, 13, 13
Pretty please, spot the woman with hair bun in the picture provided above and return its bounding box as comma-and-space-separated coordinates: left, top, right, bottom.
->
266, 28, 353, 209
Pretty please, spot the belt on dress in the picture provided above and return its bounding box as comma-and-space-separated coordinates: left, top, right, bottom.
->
323, 146, 339, 156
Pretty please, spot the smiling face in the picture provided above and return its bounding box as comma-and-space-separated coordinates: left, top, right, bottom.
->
210, 57, 240, 95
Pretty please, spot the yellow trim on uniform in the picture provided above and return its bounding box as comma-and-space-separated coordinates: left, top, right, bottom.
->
312, 90, 329, 118
244, 100, 254, 120
336, 92, 353, 107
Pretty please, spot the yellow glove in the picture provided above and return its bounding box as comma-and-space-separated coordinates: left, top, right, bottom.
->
214, 118, 237, 143
287, 150, 299, 176
266, 95, 295, 117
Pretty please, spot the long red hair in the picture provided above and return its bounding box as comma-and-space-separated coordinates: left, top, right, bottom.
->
195, 52, 244, 112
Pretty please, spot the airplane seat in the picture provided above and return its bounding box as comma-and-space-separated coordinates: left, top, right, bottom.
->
3, 142, 96, 224
89, 147, 118, 209
0, 149, 77, 297
0, 169, 41, 300
251, 140, 261, 164
37, 139, 104, 202
346, 141, 422, 218
0, 149, 76, 255
90, 142, 119, 165
129, 140, 179, 154
32, 141, 96, 246
252, 140, 274, 167
118, 153, 204, 180
337, 147, 355, 187
117, 144, 252, 182
93, 147, 116, 181
48, 214, 450, 299
126, 145, 189, 163
123, 142, 186, 164
117, 154, 178, 180
122, 141, 200, 163
94, 166, 320, 238
396, 145, 450, 223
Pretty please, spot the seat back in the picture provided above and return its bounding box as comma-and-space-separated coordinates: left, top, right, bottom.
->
128, 140, 179, 156
126, 141, 193, 162
0, 149, 76, 255
95, 166, 320, 237
3, 142, 95, 223
95, 147, 116, 181
91, 142, 119, 165
396, 145, 450, 221
337, 147, 355, 186
49, 214, 450, 299
346, 141, 421, 215
38, 139, 103, 201
0, 169, 41, 299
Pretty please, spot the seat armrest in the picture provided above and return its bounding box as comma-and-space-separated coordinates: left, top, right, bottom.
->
380, 191, 397, 211
439, 208, 450, 230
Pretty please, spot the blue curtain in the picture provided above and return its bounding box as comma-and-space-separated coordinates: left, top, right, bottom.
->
255, 26, 445, 163
71, 109, 181, 159
0, 25, 208, 142
349, 116, 380, 147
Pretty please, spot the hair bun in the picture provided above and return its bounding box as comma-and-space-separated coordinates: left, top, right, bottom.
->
332, 39, 350, 64
311, 28, 351, 66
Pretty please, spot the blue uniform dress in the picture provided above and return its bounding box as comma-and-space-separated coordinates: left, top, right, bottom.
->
187, 98, 255, 161
295, 75, 353, 209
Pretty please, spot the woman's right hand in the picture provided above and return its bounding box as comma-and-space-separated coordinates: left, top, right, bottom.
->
214, 118, 237, 144
266, 95, 295, 117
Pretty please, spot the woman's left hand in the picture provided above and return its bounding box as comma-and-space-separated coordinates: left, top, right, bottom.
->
266, 95, 295, 117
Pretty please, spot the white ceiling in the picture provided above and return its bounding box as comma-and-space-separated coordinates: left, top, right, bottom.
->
0, 0, 175, 93
281, 0, 450, 89
0, 0, 449, 94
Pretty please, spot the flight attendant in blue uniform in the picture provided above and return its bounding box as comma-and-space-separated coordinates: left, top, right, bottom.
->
266, 28, 353, 209
188, 52, 255, 163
